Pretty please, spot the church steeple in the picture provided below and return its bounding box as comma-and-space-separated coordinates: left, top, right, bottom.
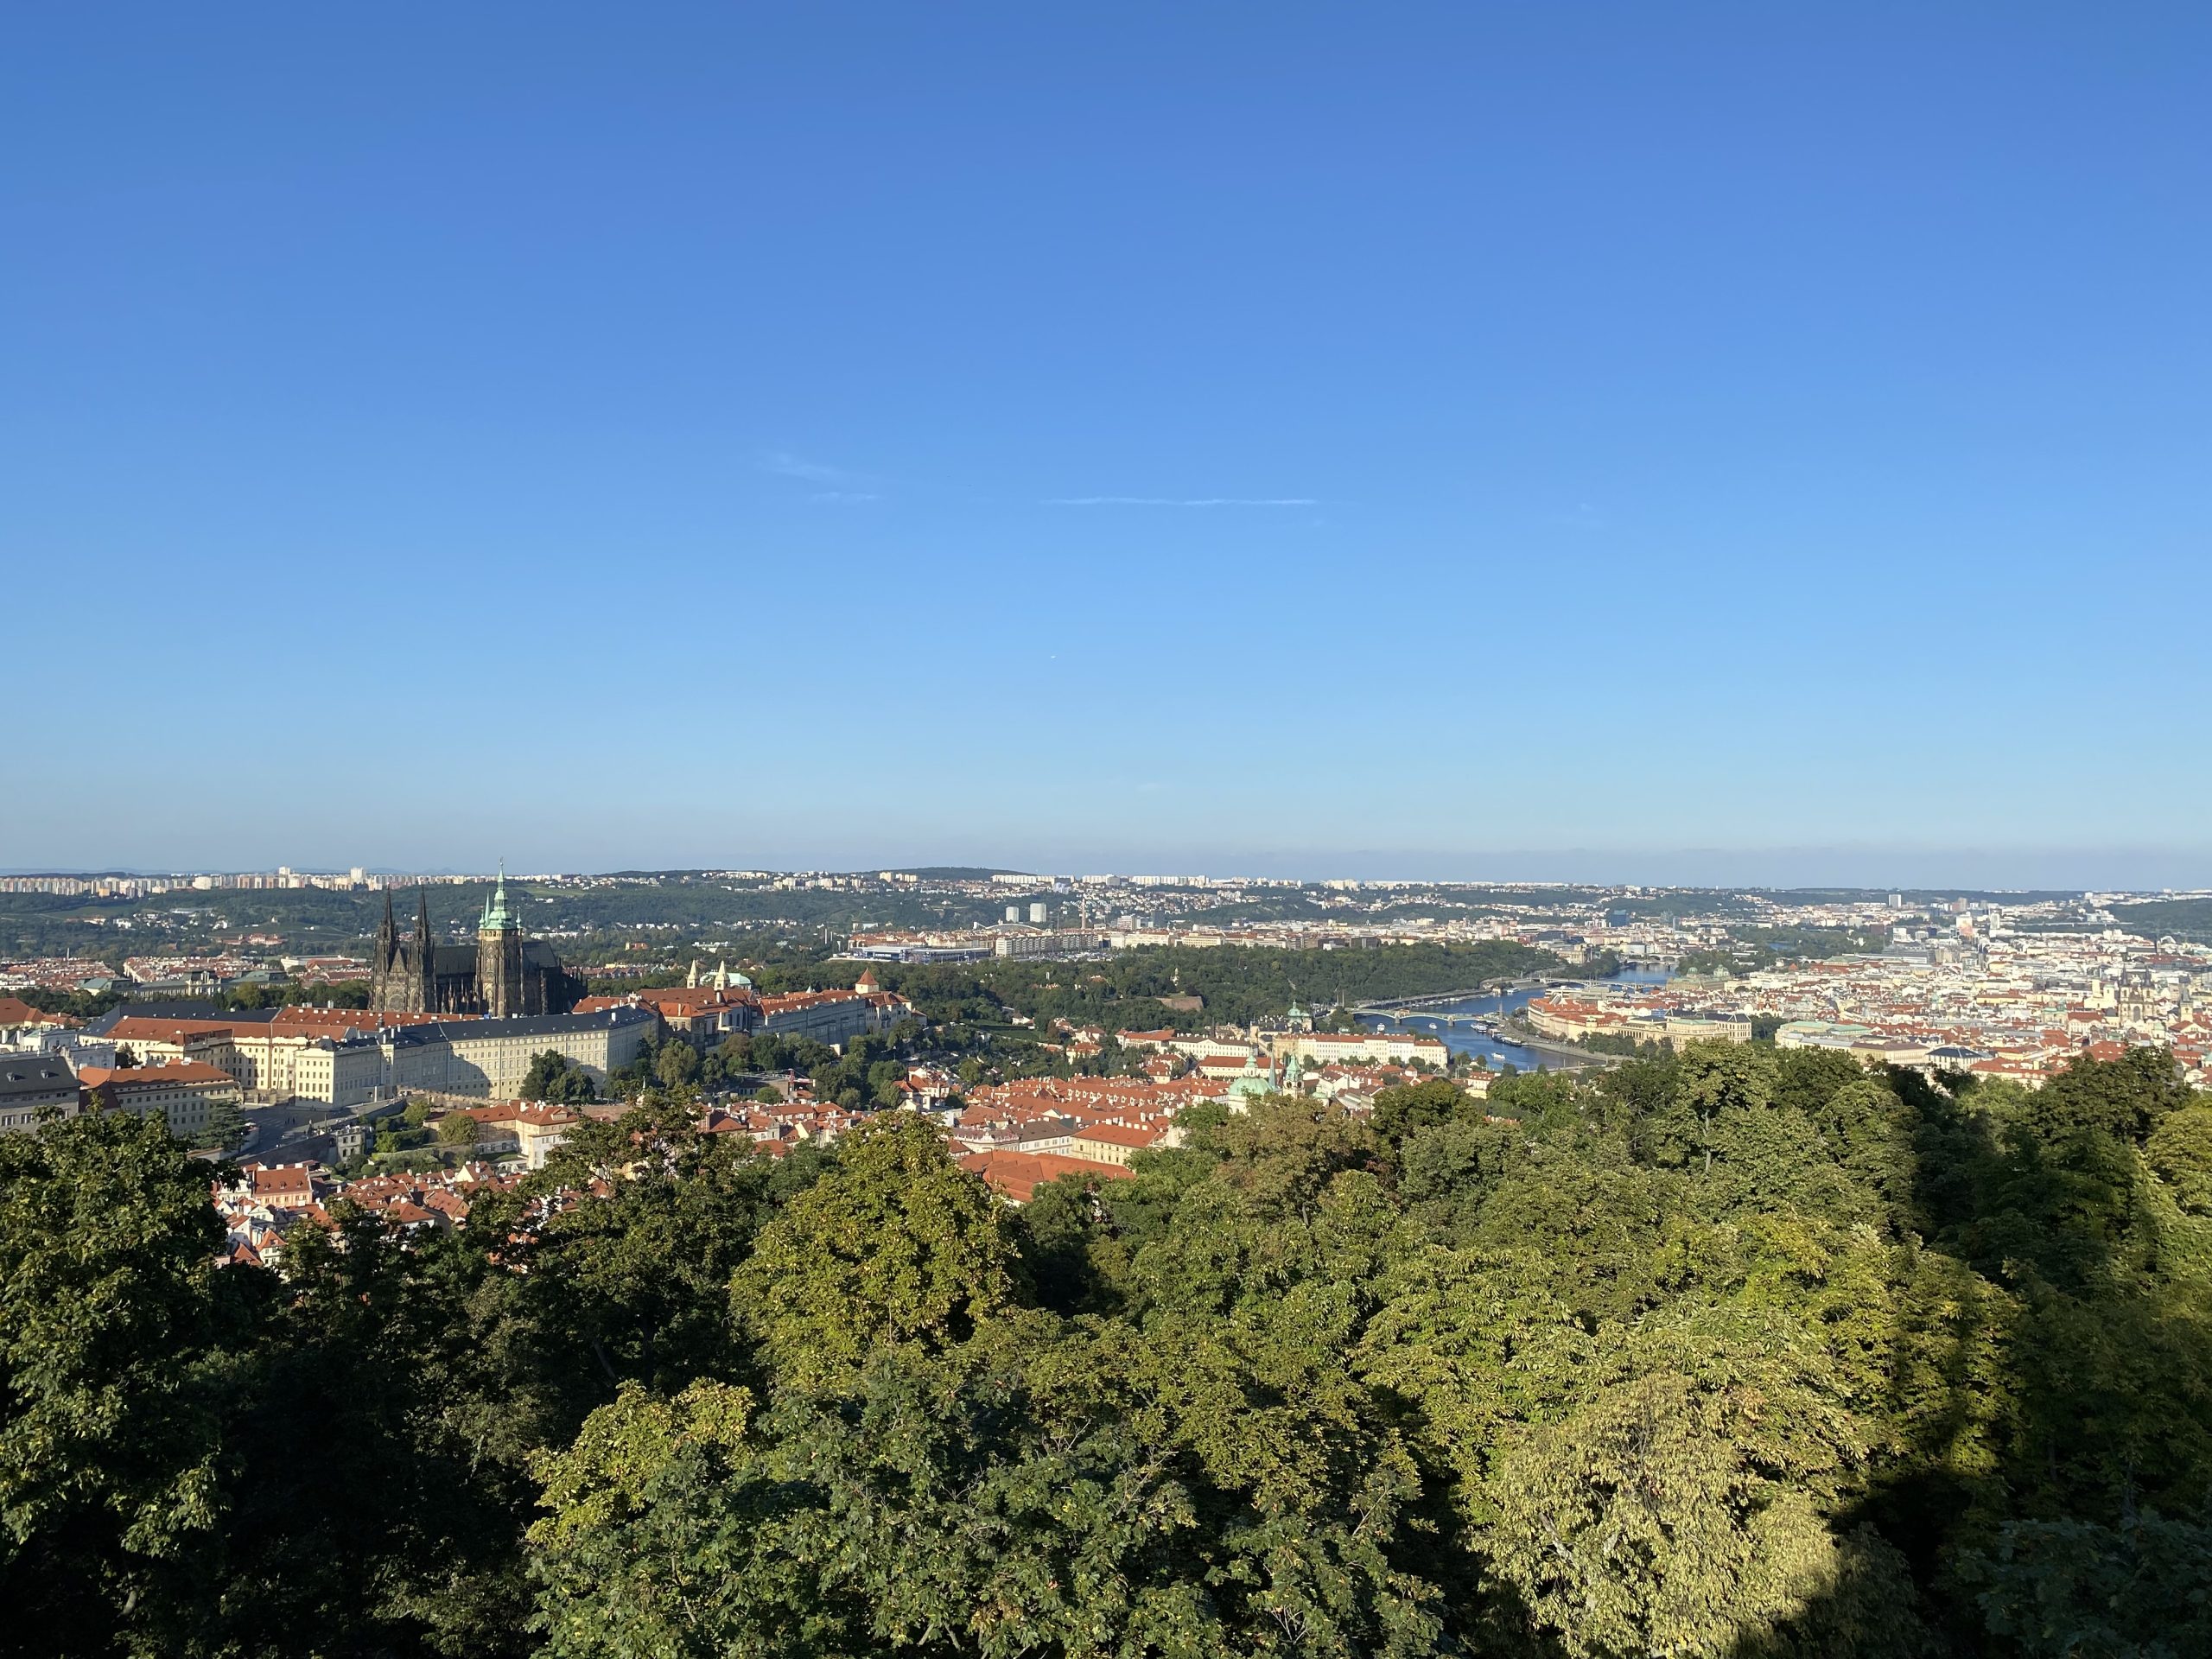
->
413, 888, 434, 1011
475, 861, 525, 1017
481, 860, 516, 932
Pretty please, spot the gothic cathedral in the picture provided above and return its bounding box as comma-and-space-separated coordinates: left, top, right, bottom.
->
368, 867, 582, 1017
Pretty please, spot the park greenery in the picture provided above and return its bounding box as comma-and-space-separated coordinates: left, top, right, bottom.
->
4, 1040, 2209, 1657
861, 940, 1560, 1035
589, 943, 1561, 1103
2110, 895, 2212, 943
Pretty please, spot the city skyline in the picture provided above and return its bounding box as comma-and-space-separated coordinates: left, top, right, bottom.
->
8, 844, 2212, 893
7, 7, 2211, 880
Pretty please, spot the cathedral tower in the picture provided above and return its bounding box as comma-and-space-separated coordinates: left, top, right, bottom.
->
476, 862, 528, 1016
413, 888, 435, 1011
372, 890, 400, 1007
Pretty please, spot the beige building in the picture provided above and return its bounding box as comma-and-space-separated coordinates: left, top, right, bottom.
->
757, 990, 880, 1047
289, 1039, 389, 1109
447, 1102, 581, 1171
1067, 1121, 1163, 1167
384, 1007, 656, 1099
1269, 1030, 1452, 1069
103, 1010, 441, 1107
79, 1061, 242, 1142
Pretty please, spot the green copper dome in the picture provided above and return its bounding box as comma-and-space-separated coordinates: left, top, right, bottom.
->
1225, 1052, 1274, 1101
480, 861, 517, 931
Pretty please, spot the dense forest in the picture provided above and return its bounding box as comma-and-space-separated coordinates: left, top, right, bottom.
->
3, 1044, 2207, 1657
2109, 896, 2212, 943
862, 940, 1560, 1034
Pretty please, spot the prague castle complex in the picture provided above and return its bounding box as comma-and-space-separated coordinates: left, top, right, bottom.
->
369, 868, 582, 1017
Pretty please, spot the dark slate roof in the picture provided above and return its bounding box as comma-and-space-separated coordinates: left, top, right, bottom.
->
0, 1054, 79, 1101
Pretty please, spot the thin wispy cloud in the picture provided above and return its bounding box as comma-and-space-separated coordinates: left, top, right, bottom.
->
808, 491, 879, 504
760, 449, 860, 485
1046, 495, 1317, 508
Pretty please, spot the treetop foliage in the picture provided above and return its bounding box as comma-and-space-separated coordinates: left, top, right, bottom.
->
3, 1040, 2209, 1656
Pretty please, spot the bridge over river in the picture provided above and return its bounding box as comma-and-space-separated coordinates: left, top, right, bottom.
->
1347, 981, 1541, 1034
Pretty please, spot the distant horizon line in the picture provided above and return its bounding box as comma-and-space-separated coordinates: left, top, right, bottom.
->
5, 861, 2210, 899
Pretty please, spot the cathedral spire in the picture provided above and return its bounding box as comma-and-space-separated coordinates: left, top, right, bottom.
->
481, 860, 516, 932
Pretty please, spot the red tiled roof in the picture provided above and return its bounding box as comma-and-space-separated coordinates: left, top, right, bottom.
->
79, 1061, 237, 1088
959, 1149, 1136, 1205
0, 997, 74, 1028
1071, 1122, 1162, 1150
106, 1016, 238, 1044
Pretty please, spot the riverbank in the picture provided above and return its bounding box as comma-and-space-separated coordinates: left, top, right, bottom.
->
1493, 1017, 1618, 1067
1354, 976, 1544, 1012
1353, 967, 1669, 1073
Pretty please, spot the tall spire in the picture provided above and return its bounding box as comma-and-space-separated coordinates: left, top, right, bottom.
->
410, 887, 434, 1013
376, 890, 398, 981
481, 860, 516, 932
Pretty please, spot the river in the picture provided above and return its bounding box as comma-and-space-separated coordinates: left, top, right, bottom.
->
1353, 968, 1672, 1073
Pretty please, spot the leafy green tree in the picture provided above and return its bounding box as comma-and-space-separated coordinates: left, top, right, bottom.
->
461, 1102, 801, 1446
7, 1007, 2210, 1659
1483, 1314, 1927, 1659
732, 1114, 1016, 1392
1370, 1077, 1469, 1145
0, 1113, 259, 1653
2147, 1102, 2212, 1213
1956, 1510, 2212, 1659
212, 1205, 539, 1657
653, 1040, 701, 1090
522, 1050, 598, 1104
201, 1096, 248, 1152
1670, 1039, 1781, 1174
534, 1322, 1446, 1659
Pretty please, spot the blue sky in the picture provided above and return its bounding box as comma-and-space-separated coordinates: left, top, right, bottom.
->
4, 5, 2209, 885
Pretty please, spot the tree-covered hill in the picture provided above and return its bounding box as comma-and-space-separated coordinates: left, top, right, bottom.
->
3, 1046, 2208, 1656
2109, 895, 2212, 941
863, 939, 1561, 1033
